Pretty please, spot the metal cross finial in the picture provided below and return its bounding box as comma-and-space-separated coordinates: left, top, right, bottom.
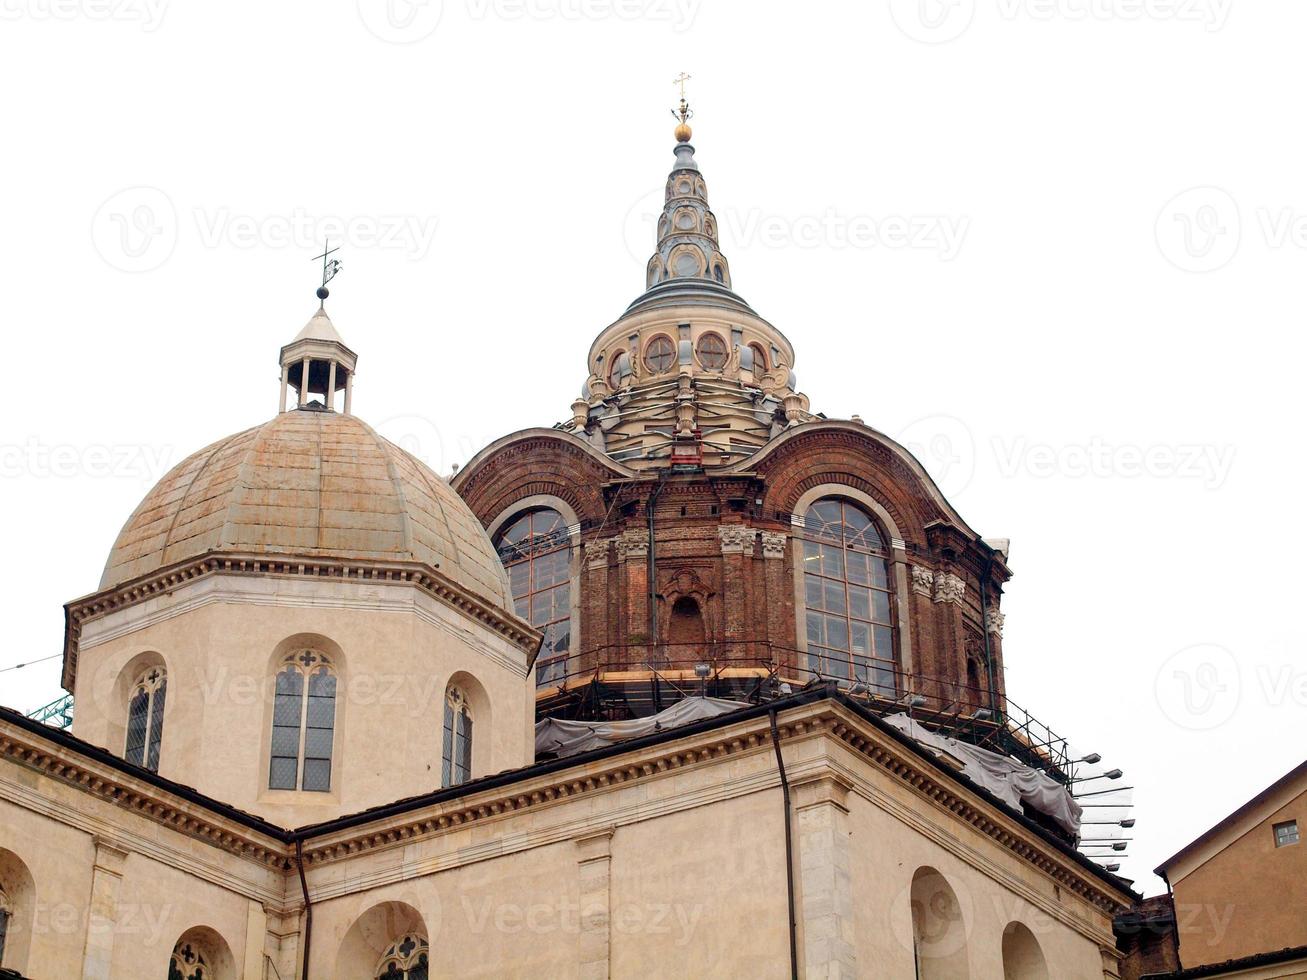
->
311, 239, 342, 302
673, 72, 691, 101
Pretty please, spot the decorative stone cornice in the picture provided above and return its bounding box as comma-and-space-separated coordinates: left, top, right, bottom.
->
62, 552, 540, 691
0, 716, 287, 870
910, 565, 935, 597
985, 608, 1005, 637
614, 529, 648, 561
760, 531, 787, 559
933, 572, 966, 605
717, 524, 756, 555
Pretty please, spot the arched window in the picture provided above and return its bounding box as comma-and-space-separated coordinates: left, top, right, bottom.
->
802, 498, 897, 693
695, 332, 728, 370
442, 687, 472, 788
376, 934, 430, 980
269, 650, 337, 792
125, 666, 166, 771
168, 939, 211, 980
749, 343, 769, 382
0, 883, 10, 967
713, 263, 724, 283
495, 509, 572, 687
644, 334, 676, 374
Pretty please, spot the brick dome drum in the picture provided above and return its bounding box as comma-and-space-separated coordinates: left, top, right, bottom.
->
99, 409, 511, 606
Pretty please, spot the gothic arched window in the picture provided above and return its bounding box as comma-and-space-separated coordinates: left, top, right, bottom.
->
0, 883, 10, 967
802, 498, 897, 693
442, 687, 473, 788
495, 508, 572, 687
644, 334, 676, 374
269, 650, 337, 792
125, 666, 166, 772
695, 332, 728, 370
168, 939, 211, 980
376, 935, 430, 980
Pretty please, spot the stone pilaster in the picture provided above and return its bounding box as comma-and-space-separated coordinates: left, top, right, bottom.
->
793, 773, 856, 978
615, 529, 649, 649
79, 837, 129, 980
241, 900, 271, 979
577, 829, 615, 980
718, 525, 754, 644
760, 531, 788, 664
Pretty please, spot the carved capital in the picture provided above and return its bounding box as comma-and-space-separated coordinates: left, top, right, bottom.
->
910, 565, 935, 597
585, 541, 611, 571
985, 608, 1005, 637
760, 531, 787, 559
614, 529, 648, 561
933, 572, 966, 605
717, 524, 755, 555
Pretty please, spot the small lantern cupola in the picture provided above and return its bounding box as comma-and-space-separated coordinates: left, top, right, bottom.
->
279, 244, 358, 414
279, 305, 358, 414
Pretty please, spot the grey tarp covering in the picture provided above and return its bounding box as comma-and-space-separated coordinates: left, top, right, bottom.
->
880, 713, 1082, 836
536, 698, 752, 759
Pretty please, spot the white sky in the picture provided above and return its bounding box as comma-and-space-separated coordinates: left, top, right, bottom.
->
1, 0, 1302, 894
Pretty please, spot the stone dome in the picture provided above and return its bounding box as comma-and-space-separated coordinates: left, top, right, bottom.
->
99, 409, 511, 606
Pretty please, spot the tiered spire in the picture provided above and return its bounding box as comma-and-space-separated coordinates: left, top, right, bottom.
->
643, 76, 732, 292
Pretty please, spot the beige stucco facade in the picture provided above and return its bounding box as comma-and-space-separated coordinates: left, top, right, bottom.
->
1158, 763, 1307, 971
0, 697, 1132, 978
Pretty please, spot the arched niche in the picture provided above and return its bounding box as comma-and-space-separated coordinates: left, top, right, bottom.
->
1002, 921, 1049, 980
335, 901, 428, 979
910, 866, 970, 979
0, 848, 35, 974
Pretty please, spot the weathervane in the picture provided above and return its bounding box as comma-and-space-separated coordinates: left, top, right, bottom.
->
671, 72, 693, 125
312, 239, 342, 303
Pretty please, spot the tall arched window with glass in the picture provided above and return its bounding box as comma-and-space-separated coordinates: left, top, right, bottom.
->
802, 498, 897, 694
125, 666, 166, 772
442, 687, 472, 788
376, 935, 430, 980
0, 883, 9, 967
268, 650, 337, 792
496, 509, 572, 687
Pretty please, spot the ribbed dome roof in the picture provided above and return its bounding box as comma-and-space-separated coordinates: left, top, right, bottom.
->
99, 410, 511, 606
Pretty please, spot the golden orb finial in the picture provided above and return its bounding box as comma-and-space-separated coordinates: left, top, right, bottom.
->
671, 71, 693, 143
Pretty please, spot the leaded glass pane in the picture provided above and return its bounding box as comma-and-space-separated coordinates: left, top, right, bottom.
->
125, 688, 149, 765
146, 680, 166, 772
270, 725, 301, 757
302, 758, 331, 792
273, 691, 302, 727
275, 668, 304, 696
303, 727, 333, 759
305, 694, 335, 729
269, 756, 297, 790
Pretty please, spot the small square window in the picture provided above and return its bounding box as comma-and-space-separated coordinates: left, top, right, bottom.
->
1274, 820, 1299, 848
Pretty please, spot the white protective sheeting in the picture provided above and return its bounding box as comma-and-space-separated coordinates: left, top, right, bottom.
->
536, 698, 752, 759
880, 713, 1082, 836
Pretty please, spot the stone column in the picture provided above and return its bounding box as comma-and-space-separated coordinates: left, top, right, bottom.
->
908, 565, 939, 700
79, 837, 129, 980
932, 570, 967, 705
279, 364, 290, 413
577, 829, 615, 980
615, 529, 649, 659
326, 360, 337, 411
584, 542, 612, 673
792, 773, 856, 978
718, 525, 754, 656
344, 371, 353, 415
760, 531, 788, 667
298, 356, 310, 407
